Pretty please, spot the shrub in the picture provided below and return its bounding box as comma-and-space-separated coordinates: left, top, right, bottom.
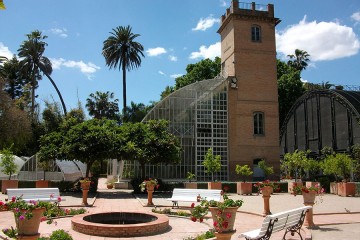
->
37, 229, 73, 240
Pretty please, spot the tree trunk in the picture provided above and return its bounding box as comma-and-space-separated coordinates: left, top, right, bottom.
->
43, 72, 67, 116
122, 64, 127, 112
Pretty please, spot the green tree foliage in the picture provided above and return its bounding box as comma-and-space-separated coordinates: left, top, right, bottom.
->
203, 148, 221, 182
258, 160, 274, 179
121, 101, 152, 123
102, 25, 145, 111
160, 86, 175, 100
42, 101, 63, 133
287, 49, 310, 71
18, 30, 67, 116
282, 150, 311, 181
122, 120, 181, 178
0, 146, 17, 180
235, 164, 253, 182
175, 57, 221, 89
322, 153, 357, 182
86, 91, 120, 121
277, 59, 305, 127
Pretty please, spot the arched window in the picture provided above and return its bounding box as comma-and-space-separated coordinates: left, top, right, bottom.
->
253, 112, 264, 135
251, 25, 261, 42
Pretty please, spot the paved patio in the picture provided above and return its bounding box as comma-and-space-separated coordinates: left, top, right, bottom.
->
0, 179, 359, 240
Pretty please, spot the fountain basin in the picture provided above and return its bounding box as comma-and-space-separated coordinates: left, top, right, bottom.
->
71, 211, 169, 237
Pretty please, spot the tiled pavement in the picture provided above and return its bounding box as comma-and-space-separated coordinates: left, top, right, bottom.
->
0, 179, 359, 240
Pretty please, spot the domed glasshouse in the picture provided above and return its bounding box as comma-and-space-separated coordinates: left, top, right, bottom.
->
0, 154, 25, 179
280, 90, 360, 157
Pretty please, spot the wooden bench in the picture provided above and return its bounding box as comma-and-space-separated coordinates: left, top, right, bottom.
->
7, 188, 63, 204
167, 188, 222, 208
239, 206, 311, 240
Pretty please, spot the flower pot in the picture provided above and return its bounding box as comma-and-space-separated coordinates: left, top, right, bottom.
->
214, 231, 236, 240
36, 180, 49, 188
209, 206, 238, 233
330, 182, 338, 194
1, 179, 18, 194
288, 181, 302, 194
302, 190, 317, 204
337, 182, 356, 197
261, 186, 272, 197
15, 207, 45, 236
237, 182, 252, 195
208, 182, 222, 190
107, 184, 113, 189
81, 181, 91, 190
185, 182, 197, 189
146, 184, 155, 206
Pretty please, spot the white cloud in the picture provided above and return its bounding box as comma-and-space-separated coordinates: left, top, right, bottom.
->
219, 0, 227, 7
169, 55, 177, 62
170, 74, 183, 79
50, 28, 68, 38
351, 12, 360, 22
158, 70, 166, 76
276, 16, 360, 61
0, 42, 13, 59
146, 47, 167, 57
192, 15, 220, 31
50, 58, 100, 80
189, 42, 220, 60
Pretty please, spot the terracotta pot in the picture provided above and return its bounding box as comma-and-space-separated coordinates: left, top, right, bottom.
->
261, 186, 272, 197
337, 182, 356, 197
208, 206, 238, 233
237, 182, 252, 195
81, 181, 91, 190
146, 184, 155, 206
214, 231, 236, 240
15, 207, 45, 236
302, 190, 317, 204
107, 184, 113, 189
184, 182, 197, 189
1, 179, 18, 194
330, 182, 338, 194
208, 182, 222, 190
36, 180, 49, 188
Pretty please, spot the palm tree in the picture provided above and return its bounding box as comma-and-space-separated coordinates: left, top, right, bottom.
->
287, 49, 310, 72
102, 25, 144, 111
85, 91, 120, 120
18, 30, 67, 116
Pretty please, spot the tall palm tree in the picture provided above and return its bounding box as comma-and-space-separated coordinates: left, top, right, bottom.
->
18, 30, 67, 116
85, 91, 120, 120
102, 25, 144, 111
287, 49, 310, 72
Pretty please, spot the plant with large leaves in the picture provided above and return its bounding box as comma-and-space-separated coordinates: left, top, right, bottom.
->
18, 30, 67, 116
102, 25, 145, 112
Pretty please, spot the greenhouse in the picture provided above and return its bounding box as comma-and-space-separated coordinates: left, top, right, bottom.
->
124, 78, 229, 181
0, 154, 25, 179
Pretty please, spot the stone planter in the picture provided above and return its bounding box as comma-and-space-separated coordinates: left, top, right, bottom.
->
146, 184, 155, 206
184, 182, 197, 189
237, 182, 252, 195
209, 206, 238, 234
208, 182, 222, 190
302, 191, 317, 227
80, 181, 91, 206
261, 186, 272, 216
337, 182, 356, 197
1, 179, 18, 194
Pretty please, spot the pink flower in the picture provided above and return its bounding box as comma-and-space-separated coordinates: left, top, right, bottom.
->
226, 213, 232, 219
57, 197, 62, 202
40, 216, 47, 222
11, 196, 16, 202
50, 194, 54, 199
19, 215, 25, 221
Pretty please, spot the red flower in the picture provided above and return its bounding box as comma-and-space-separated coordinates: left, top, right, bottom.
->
213, 221, 218, 227
191, 203, 195, 208
191, 216, 197, 222
226, 213, 232, 219
199, 217, 203, 223
222, 220, 229, 229
11, 196, 16, 202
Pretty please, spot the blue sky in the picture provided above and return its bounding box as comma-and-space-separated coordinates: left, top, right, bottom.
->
1, 0, 360, 113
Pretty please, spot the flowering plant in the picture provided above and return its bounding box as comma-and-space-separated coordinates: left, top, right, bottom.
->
291, 183, 324, 196
190, 189, 244, 233
139, 178, 159, 192
0, 196, 61, 224
253, 180, 275, 192
79, 178, 92, 183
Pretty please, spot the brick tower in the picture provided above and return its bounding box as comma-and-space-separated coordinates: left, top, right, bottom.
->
218, 1, 281, 180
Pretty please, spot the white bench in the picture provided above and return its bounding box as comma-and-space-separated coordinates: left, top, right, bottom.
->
239, 206, 311, 240
7, 188, 63, 204
167, 188, 222, 208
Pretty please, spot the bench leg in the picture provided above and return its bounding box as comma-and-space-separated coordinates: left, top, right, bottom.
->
282, 210, 307, 240
172, 201, 179, 209
245, 218, 278, 240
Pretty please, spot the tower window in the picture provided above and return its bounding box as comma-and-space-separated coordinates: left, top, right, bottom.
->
251, 25, 261, 42
254, 112, 264, 135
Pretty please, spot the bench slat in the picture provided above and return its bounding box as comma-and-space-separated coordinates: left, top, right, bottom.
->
7, 188, 62, 203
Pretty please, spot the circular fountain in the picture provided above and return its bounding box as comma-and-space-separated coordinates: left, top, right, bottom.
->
71, 211, 169, 237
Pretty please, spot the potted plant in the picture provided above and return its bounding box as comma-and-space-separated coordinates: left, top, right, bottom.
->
0, 147, 18, 194
1, 196, 58, 238
190, 191, 244, 240
185, 172, 197, 189
334, 153, 357, 197
106, 178, 115, 189
303, 158, 320, 189
139, 178, 159, 206
79, 178, 92, 206
291, 183, 324, 227
235, 164, 253, 195
203, 148, 222, 190
320, 150, 340, 194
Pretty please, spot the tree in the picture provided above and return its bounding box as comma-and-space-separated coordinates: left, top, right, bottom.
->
203, 148, 221, 182
160, 86, 175, 100
121, 101, 152, 123
0, 146, 17, 180
258, 160, 274, 179
102, 25, 145, 111
175, 57, 221, 89
86, 91, 120, 121
122, 120, 181, 178
277, 60, 305, 127
287, 49, 310, 72
282, 150, 311, 181
235, 164, 253, 182
18, 30, 67, 116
